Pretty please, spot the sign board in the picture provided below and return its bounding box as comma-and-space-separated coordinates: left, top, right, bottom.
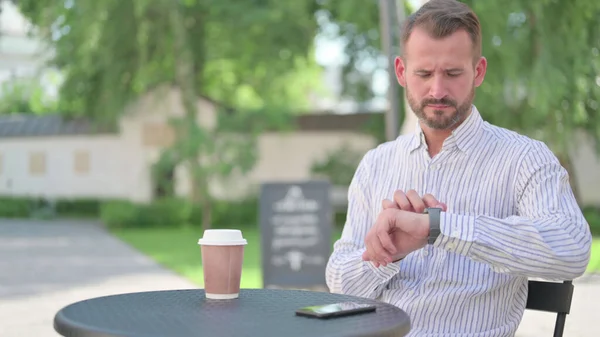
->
259, 181, 332, 289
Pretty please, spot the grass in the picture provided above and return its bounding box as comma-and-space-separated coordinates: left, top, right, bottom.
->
112, 225, 343, 289
113, 226, 263, 288
589, 238, 600, 272
112, 225, 600, 289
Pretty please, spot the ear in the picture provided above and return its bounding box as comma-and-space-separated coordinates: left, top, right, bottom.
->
394, 57, 407, 87
474, 56, 487, 87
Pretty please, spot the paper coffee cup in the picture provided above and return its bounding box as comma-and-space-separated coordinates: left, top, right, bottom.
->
198, 229, 247, 299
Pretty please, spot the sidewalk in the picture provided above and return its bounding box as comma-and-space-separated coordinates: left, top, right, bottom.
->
0, 219, 197, 337
1, 219, 598, 337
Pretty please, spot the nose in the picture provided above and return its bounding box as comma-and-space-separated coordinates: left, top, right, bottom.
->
429, 75, 448, 100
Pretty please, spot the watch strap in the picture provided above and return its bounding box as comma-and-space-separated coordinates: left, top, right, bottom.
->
425, 207, 442, 245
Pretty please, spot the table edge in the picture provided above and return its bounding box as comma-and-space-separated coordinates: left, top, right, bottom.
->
53, 288, 411, 337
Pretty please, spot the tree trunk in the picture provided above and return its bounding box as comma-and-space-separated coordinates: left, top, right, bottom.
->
169, 0, 211, 229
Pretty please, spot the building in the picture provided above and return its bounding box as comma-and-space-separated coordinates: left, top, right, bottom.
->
1, 85, 600, 207
0, 86, 376, 203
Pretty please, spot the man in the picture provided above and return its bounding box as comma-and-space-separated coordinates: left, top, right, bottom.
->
325, 0, 593, 336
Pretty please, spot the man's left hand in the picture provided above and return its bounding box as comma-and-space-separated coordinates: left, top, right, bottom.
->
361, 208, 430, 267
362, 191, 446, 267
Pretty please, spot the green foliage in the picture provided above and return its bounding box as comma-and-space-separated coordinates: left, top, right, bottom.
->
150, 103, 298, 223
100, 200, 140, 229
195, 198, 259, 228
100, 198, 193, 229
316, 0, 382, 103
584, 206, 600, 237
314, 0, 413, 105
0, 197, 33, 218
0, 81, 59, 115
99, 197, 259, 229
361, 112, 387, 144
460, 0, 600, 156
0, 197, 101, 219
311, 144, 364, 186
16, 0, 324, 122
54, 199, 102, 218
138, 198, 193, 228
16, 0, 328, 228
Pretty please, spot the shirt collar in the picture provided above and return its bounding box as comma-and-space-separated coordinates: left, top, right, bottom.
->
409, 105, 484, 153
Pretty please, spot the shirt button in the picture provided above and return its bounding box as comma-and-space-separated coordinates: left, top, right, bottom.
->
447, 242, 456, 250
423, 251, 429, 257
407, 290, 414, 296
452, 231, 459, 237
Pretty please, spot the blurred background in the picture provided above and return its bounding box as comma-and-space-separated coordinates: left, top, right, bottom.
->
0, 0, 598, 336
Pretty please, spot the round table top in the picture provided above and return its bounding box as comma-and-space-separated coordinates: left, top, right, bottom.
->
54, 288, 411, 337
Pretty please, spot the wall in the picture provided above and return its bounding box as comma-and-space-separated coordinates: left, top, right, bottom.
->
118, 86, 218, 202
206, 130, 377, 200
2, 84, 599, 208
0, 135, 139, 200
0, 87, 218, 203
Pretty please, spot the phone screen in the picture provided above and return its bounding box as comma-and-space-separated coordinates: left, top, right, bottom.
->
295, 302, 376, 318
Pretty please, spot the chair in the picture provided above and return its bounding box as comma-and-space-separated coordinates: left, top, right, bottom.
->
525, 280, 574, 337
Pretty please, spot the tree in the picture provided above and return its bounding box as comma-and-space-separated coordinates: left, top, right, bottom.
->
16, 0, 322, 229
461, 0, 600, 203
319, 0, 600, 203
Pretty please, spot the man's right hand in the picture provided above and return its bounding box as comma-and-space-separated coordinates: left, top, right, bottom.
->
362, 190, 447, 267
383, 190, 447, 213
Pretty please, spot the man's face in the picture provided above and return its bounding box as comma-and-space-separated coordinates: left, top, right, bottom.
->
395, 27, 487, 130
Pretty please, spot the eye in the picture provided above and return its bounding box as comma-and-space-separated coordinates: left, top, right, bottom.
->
447, 72, 461, 77
417, 73, 432, 78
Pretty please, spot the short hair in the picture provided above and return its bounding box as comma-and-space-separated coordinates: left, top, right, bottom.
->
401, 0, 482, 58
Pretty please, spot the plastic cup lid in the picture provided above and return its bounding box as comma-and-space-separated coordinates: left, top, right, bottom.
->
197, 229, 247, 246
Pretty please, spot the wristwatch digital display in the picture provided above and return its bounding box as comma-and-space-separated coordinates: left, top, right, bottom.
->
424, 207, 442, 245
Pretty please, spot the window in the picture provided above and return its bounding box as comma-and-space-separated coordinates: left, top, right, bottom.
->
142, 123, 175, 147
74, 150, 90, 174
29, 152, 46, 175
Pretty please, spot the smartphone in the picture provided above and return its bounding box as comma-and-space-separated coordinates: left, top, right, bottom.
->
295, 301, 376, 319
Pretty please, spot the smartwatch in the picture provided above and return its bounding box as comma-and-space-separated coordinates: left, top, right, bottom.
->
424, 207, 442, 245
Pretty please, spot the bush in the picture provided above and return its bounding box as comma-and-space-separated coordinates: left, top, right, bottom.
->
138, 198, 192, 228
100, 200, 140, 229
213, 198, 259, 228
583, 207, 600, 236
101, 197, 194, 229
55, 199, 102, 218
0, 197, 33, 218
0, 196, 105, 219
0, 195, 338, 231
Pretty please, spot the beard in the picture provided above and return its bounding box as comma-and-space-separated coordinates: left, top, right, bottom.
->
407, 86, 475, 130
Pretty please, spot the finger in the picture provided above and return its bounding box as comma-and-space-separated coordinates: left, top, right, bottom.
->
393, 190, 414, 212
423, 193, 447, 211
363, 231, 375, 261
370, 236, 391, 265
406, 189, 426, 213
382, 199, 398, 210
362, 250, 369, 261
377, 227, 397, 256
363, 248, 381, 268
371, 224, 394, 263
377, 233, 395, 267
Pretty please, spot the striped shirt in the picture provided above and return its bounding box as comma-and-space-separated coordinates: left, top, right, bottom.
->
325, 106, 592, 337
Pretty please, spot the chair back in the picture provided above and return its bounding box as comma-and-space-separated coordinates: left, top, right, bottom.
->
525, 280, 574, 337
